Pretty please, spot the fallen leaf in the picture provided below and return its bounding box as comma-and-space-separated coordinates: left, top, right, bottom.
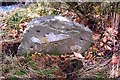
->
92, 45, 99, 51
85, 52, 93, 60
73, 17, 81, 23
97, 52, 104, 56
73, 52, 85, 59
110, 54, 119, 65
59, 55, 65, 61
104, 45, 112, 50
8, 29, 18, 37
100, 41, 104, 47
31, 54, 37, 60
19, 22, 28, 30
103, 36, 107, 43
92, 33, 101, 40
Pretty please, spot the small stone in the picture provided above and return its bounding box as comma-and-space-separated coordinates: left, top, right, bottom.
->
17, 16, 93, 55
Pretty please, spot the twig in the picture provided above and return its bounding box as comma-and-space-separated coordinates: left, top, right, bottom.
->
79, 59, 111, 76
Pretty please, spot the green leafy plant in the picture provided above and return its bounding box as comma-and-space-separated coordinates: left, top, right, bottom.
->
0, 31, 5, 36
28, 61, 38, 67
94, 73, 106, 80
8, 12, 23, 29
15, 70, 26, 76
8, 76, 18, 80
33, 69, 53, 76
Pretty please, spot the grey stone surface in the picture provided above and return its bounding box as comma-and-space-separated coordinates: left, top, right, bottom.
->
17, 15, 93, 54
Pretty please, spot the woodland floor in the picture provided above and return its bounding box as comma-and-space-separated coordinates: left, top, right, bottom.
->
0, 3, 120, 80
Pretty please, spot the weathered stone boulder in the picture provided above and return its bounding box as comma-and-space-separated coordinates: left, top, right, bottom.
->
17, 15, 93, 55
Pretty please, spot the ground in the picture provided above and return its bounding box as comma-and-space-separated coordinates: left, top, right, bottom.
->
0, 2, 120, 79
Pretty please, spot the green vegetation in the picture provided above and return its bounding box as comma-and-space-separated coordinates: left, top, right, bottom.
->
8, 12, 23, 29
33, 69, 53, 76
15, 70, 26, 76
